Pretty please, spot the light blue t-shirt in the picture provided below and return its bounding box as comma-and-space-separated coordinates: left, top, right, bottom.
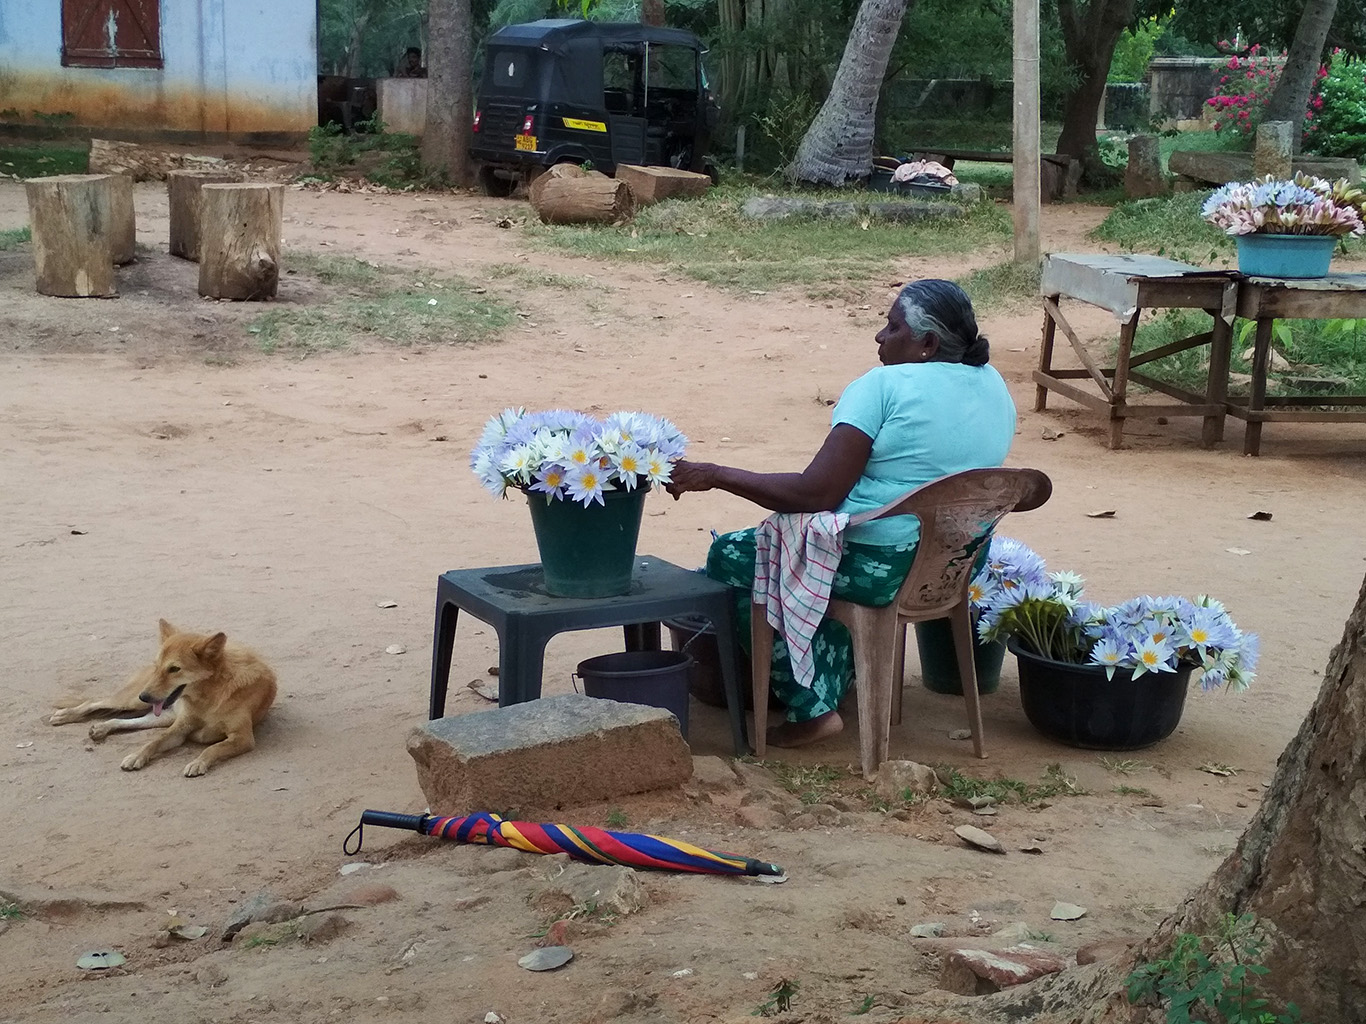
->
832, 362, 1017, 546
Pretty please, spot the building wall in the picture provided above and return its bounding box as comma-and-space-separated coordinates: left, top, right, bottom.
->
0, 0, 316, 139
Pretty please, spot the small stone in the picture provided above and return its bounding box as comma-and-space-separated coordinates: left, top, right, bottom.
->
222, 890, 299, 941
1019, 844, 1044, 855
973, 807, 998, 817
874, 760, 940, 802
485, 1013, 505, 1024
385, 644, 406, 655
298, 912, 350, 944
940, 945, 1068, 994
670, 968, 694, 978
376, 600, 398, 609
195, 963, 228, 988
948, 729, 973, 741
685, 756, 740, 795
76, 951, 126, 970
784, 812, 819, 830
991, 922, 1034, 942
1050, 902, 1087, 921
519, 946, 573, 971
910, 922, 946, 938
1237, 800, 1249, 808
895, 896, 907, 905
954, 825, 1005, 854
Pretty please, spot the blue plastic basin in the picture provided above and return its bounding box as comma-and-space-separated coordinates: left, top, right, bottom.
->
1236, 233, 1337, 279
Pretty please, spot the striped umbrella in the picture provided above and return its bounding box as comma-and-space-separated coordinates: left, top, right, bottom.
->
346, 810, 784, 877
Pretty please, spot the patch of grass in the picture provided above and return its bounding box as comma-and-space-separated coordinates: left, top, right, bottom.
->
0, 226, 31, 251
0, 902, 24, 920
1099, 756, 1149, 775
754, 978, 799, 1017
938, 763, 1085, 805
852, 994, 876, 1015
485, 262, 606, 291
249, 254, 514, 354
1129, 308, 1366, 397
605, 808, 628, 828
0, 145, 88, 178
957, 259, 1042, 312
307, 117, 439, 190
1114, 784, 1156, 797
759, 761, 846, 805
530, 183, 1011, 295
286, 251, 383, 288
1090, 191, 1234, 265
241, 935, 280, 949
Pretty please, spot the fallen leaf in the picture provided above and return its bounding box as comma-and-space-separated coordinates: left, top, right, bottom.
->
1248, 511, 1273, 521
77, 951, 125, 970
384, 644, 407, 655
1199, 762, 1240, 777
1042, 427, 1064, 441
1226, 547, 1252, 556
1086, 509, 1117, 519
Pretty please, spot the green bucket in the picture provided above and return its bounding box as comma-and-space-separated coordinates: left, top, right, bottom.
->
525, 487, 647, 598
914, 618, 1005, 696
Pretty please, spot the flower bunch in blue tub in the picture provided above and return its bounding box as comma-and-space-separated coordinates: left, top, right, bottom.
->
1201, 173, 1366, 236
471, 408, 688, 505
968, 537, 1260, 690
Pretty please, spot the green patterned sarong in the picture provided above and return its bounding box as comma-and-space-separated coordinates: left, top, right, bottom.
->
705, 528, 917, 723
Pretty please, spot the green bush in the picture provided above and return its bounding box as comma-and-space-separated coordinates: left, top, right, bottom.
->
1306, 54, 1366, 160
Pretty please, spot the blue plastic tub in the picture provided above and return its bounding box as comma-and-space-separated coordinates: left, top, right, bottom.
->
1236, 233, 1337, 279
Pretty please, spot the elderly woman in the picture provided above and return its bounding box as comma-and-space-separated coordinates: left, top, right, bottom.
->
666, 279, 1017, 748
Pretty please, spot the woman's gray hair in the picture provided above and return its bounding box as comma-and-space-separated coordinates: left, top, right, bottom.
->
894, 279, 990, 366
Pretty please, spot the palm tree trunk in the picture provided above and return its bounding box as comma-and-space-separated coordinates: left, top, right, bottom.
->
1265, 0, 1339, 150
786, 0, 911, 186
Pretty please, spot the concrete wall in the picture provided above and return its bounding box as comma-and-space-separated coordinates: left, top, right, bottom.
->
377, 78, 426, 136
0, 0, 316, 140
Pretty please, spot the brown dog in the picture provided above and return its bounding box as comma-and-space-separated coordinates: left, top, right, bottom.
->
50, 620, 278, 776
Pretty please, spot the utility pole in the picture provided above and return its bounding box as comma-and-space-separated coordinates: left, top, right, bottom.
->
1013, 0, 1041, 264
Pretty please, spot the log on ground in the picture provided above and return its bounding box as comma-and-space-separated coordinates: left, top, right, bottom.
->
89, 139, 229, 182
197, 183, 284, 301
527, 162, 587, 209
169, 170, 244, 261
532, 175, 636, 225
614, 164, 710, 205
24, 173, 117, 298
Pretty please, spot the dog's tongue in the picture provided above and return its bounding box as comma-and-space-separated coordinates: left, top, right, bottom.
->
151, 700, 165, 717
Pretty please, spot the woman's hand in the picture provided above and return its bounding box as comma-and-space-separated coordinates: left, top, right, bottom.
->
665, 460, 719, 499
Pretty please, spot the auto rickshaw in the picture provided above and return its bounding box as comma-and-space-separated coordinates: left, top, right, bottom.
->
471, 19, 720, 196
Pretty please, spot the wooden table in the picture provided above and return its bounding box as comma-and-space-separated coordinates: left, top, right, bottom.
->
1034, 254, 1238, 449
1229, 273, 1366, 455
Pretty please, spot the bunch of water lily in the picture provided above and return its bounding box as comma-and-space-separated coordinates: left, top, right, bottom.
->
968, 537, 1260, 691
471, 408, 687, 506
1200, 173, 1366, 237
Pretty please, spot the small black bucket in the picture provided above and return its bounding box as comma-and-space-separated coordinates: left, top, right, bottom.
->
575, 650, 693, 739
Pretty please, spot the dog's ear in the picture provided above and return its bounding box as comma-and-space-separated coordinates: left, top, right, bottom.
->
158, 618, 177, 641
197, 632, 227, 659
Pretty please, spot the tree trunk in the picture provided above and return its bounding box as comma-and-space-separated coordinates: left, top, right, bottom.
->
641, 0, 666, 26
197, 184, 283, 301
531, 176, 637, 225
955, 570, 1366, 1024
168, 170, 243, 261
342, 7, 372, 80
1265, 0, 1339, 151
421, 0, 475, 186
1055, 0, 1138, 182
786, 0, 911, 186
24, 174, 117, 298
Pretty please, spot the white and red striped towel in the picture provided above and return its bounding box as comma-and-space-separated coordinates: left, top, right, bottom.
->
753, 511, 850, 690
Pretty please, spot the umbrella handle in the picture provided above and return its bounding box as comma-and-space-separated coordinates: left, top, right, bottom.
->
343, 810, 434, 855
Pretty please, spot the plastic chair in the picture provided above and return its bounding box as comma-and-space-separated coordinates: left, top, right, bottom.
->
750, 467, 1053, 779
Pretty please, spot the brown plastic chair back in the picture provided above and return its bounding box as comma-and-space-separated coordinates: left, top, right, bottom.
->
849, 467, 1053, 622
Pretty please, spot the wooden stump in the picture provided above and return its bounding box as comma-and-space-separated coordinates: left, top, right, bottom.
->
614, 164, 710, 205
198, 183, 283, 301
108, 173, 135, 264
532, 175, 636, 225
168, 169, 243, 261
24, 173, 117, 297
527, 162, 586, 209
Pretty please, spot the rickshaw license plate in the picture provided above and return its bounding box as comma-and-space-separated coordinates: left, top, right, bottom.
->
515, 134, 537, 151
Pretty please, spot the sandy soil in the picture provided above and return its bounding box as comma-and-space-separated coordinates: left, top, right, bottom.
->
1, 179, 1364, 1024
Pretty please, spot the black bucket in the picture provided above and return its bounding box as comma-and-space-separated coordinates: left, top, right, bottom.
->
575, 650, 693, 739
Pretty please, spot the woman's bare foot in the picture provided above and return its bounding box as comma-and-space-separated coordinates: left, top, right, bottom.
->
766, 711, 844, 748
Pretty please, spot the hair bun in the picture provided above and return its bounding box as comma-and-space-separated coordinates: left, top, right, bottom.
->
963, 334, 990, 366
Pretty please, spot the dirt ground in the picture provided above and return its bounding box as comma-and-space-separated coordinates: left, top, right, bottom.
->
2, 177, 1364, 1024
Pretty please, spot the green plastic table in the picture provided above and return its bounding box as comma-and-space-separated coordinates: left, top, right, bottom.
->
428, 555, 748, 754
